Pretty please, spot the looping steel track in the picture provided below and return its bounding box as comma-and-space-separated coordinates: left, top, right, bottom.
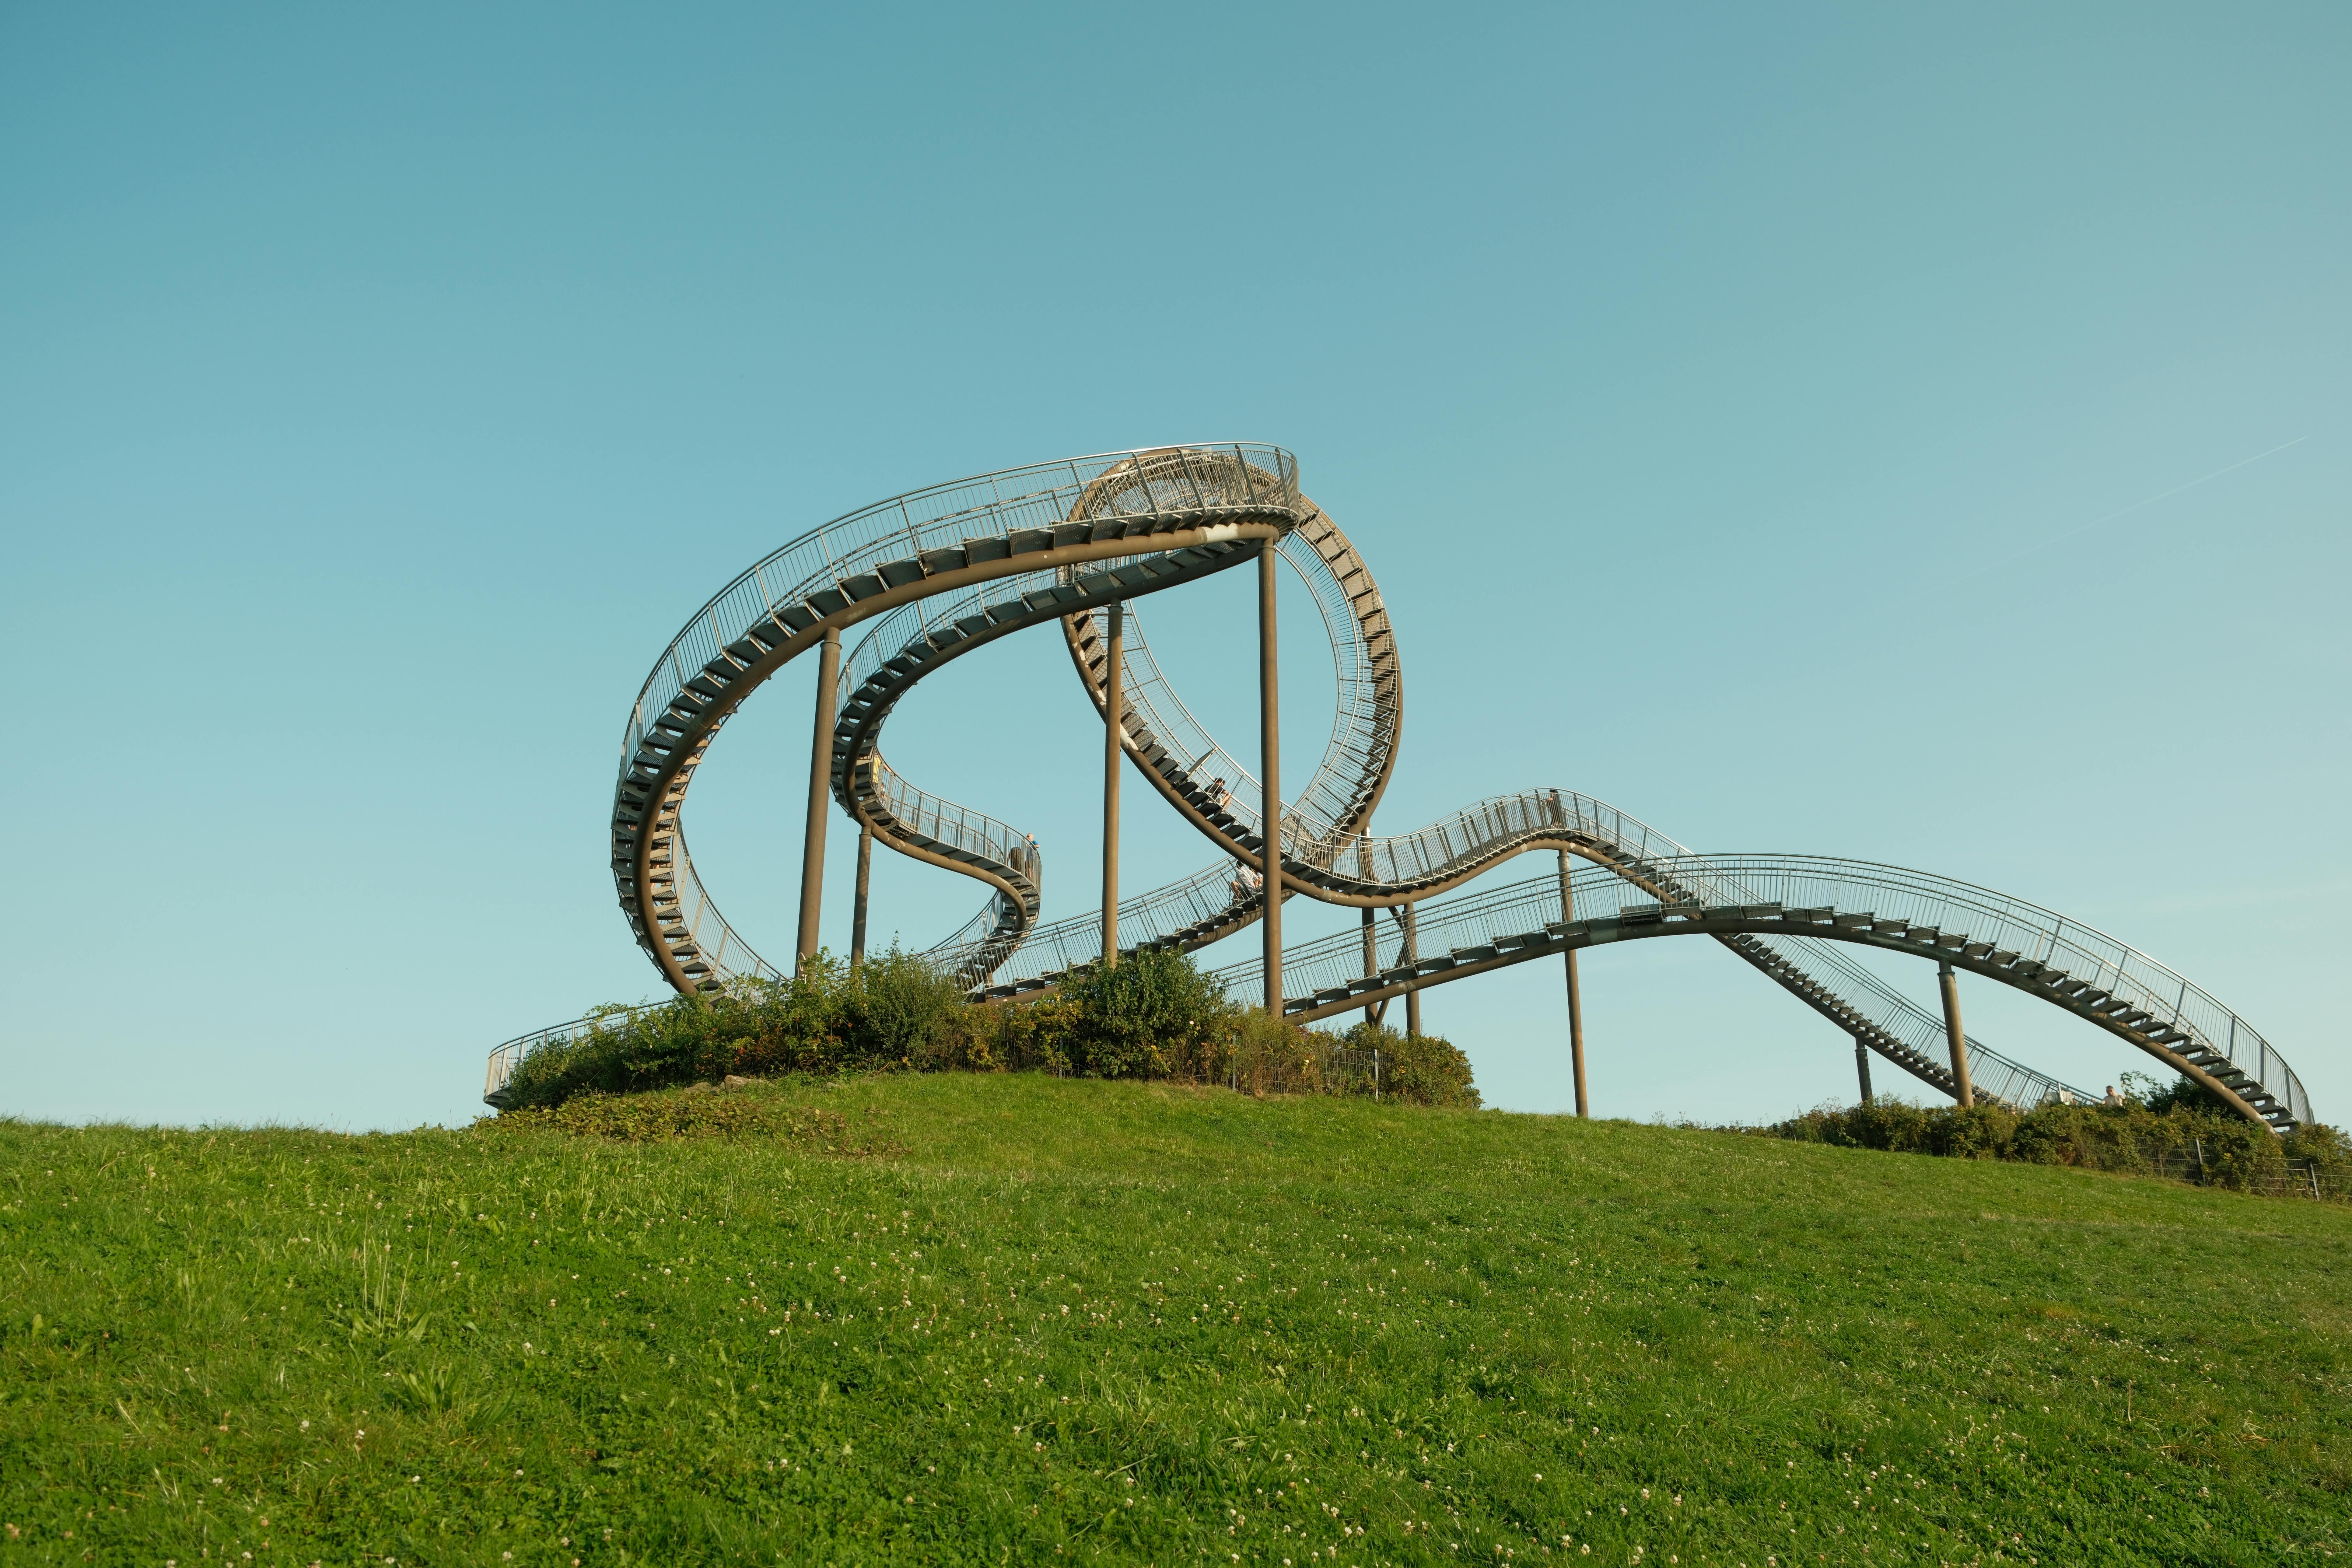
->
483, 445, 2309, 1130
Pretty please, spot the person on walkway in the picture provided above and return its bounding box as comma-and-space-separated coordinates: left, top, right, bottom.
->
2102, 1084, 2123, 1106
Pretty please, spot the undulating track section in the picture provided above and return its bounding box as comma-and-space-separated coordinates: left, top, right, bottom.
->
484, 444, 2308, 1132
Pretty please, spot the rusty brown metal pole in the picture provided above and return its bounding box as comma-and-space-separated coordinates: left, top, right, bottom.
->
1359, 827, 1377, 1028
1403, 903, 1421, 1038
795, 626, 842, 972
1937, 960, 1975, 1108
1100, 602, 1124, 968
1560, 849, 1587, 1117
1258, 543, 1282, 1017
850, 824, 872, 971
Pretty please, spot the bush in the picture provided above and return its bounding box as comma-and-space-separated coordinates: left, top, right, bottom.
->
1757, 1076, 2348, 1195
501, 962, 850, 1108
842, 947, 972, 1069
494, 944, 1483, 1115
1058, 948, 1234, 1080
1230, 1008, 1319, 1096
2140, 1071, 2244, 1119
1313, 1022, 1482, 1108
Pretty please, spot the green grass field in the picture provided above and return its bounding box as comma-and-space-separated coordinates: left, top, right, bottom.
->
4, 1073, 2348, 1566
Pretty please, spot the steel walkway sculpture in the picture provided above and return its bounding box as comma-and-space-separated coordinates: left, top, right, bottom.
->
484, 446, 2309, 1132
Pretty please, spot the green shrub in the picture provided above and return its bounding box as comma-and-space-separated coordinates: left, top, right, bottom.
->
1374, 1025, 1482, 1108
1759, 1078, 2345, 1194
498, 974, 838, 1109
957, 992, 1076, 1075
1307, 1022, 1482, 1108
495, 945, 1483, 1114
2140, 1070, 2243, 1118
1230, 1007, 1318, 1096
842, 947, 972, 1068
1058, 947, 1234, 1080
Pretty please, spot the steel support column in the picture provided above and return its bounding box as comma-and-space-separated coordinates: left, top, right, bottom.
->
795, 626, 842, 971
1560, 849, 1587, 1117
1854, 1038, 1874, 1106
1100, 602, 1124, 968
1403, 903, 1421, 1038
850, 824, 872, 971
1257, 544, 1281, 1016
1937, 960, 1975, 1108
1360, 827, 1377, 1028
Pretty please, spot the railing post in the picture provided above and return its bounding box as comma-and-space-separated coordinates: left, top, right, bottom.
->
1854, 1038, 1874, 1106
1101, 602, 1124, 968
1937, 960, 1975, 1108
796, 626, 842, 972
1560, 849, 1587, 1118
850, 824, 872, 971
1258, 542, 1282, 1017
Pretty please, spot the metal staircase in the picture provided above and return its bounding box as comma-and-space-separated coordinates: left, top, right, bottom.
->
478, 443, 2307, 1132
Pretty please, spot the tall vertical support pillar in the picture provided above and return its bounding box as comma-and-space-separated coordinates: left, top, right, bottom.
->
1937, 960, 1975, 1108
1359, 829, 1377, 1029
1402, 903, 1421, 1038
849, 825, 872, 971
795, 626, 842, 973
1257, 543, 1282, 1017
1100, 602, 1124, 968
1854, 1038, 1874, 1106
1559, 849, 1587, 1118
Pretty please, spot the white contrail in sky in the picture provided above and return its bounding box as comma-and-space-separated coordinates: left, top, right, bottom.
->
1937, 433, 2310, 591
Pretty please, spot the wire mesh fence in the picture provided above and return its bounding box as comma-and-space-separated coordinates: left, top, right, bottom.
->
2144, 1148, 2349, 1202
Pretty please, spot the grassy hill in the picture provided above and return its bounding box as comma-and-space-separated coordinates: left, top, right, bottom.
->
4, 1074, 2348, 1566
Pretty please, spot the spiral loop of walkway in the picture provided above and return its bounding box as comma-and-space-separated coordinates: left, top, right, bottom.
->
485, 445, 2308, 1132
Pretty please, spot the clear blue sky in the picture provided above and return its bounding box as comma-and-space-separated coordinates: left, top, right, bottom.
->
4, 4, 2345, 1131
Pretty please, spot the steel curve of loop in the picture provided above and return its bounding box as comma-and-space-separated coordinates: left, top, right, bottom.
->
482, 445, 2308, 1135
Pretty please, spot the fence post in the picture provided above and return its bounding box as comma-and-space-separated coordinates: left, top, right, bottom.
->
1374, 1048, 1381, 1103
